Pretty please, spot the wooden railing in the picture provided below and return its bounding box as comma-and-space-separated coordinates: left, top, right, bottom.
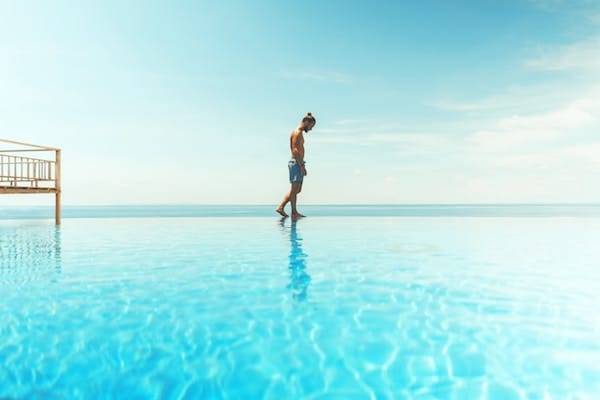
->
0, 154, 56, 187
0, 138, 62, 224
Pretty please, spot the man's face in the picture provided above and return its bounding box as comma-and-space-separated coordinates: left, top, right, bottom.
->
305, 121, 315, 132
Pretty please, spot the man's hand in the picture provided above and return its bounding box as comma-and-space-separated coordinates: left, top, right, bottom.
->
301, 165, 307, 176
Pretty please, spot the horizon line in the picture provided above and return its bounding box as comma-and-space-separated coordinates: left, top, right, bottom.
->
2, 202, 600, 208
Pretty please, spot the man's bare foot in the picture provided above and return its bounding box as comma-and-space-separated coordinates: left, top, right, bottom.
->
275, 208, 289, 217
291, 212, 305, 220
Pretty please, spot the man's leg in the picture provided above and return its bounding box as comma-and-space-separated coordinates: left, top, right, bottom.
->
276, 189, 290, 217
291, 183, 305, 219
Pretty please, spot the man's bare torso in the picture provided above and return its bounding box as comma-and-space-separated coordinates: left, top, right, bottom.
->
290, 128, 305, 161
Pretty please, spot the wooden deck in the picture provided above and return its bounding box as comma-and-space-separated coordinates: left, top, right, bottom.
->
0, 138, 61, 224
0, 186, 58, 194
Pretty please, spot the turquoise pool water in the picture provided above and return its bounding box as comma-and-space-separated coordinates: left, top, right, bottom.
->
1, 207, 600, 399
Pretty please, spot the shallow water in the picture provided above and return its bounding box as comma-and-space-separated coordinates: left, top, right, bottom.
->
1, 214, 599, 399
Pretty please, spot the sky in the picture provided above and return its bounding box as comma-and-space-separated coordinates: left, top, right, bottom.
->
1, 0, 599, 206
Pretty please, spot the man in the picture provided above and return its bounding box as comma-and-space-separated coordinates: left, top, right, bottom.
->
276, 112, 316, 219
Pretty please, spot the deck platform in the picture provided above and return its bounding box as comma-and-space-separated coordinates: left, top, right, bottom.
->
0, 138, 62, 224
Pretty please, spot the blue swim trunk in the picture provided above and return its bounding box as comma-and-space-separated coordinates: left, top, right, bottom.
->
288, 159, 305, 183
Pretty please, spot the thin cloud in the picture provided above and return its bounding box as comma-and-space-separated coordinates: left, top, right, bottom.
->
332, 119, 374, 125
460, 85, 600, 187
497, 102, 595, 131
318, 120, 479, 136
467, 129, 560, 153
310, 135, 359, 144
312, 121, 452, 147
312, 133, 447, 146
466, 90, 600, 153
477, 142, 600, 170
525, 35, 600, 72
528, 0, 599, 11
366, 133, 448, 146
425, 84, 580, 113
426, 33, 600, 135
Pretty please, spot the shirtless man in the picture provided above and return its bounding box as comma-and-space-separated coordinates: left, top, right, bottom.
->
276, 112, 316, 219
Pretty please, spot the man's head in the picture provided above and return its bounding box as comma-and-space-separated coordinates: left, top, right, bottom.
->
301, 112, 316, 132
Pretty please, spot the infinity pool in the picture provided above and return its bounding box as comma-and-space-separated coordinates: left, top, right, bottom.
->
1, 213, 599, 399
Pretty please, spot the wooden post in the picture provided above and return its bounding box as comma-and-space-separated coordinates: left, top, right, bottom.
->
55, 149, 61, 225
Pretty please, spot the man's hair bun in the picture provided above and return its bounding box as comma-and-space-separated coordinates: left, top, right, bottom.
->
303, 112, 316, 123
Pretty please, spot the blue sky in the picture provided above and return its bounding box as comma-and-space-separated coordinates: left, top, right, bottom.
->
1, 0, 599, 205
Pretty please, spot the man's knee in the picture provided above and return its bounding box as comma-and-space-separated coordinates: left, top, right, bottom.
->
291, 183, 302, 194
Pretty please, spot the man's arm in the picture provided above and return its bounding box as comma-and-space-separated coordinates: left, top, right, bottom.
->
290, 132, 304, 164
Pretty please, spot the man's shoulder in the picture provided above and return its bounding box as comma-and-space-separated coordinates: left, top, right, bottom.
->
290, 128, 303, 138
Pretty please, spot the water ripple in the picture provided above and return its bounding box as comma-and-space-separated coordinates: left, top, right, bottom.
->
0, 217, 599, 398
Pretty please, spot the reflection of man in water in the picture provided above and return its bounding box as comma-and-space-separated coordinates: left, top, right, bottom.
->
287, 220, 310, 302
